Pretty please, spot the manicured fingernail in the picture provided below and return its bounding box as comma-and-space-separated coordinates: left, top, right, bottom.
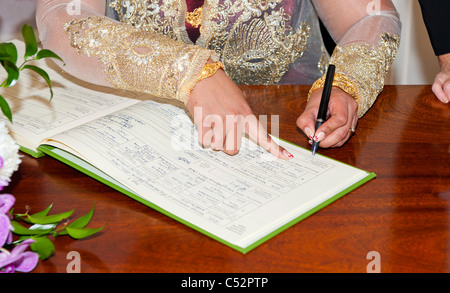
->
314, 132, 325, 142
304, 127, 314, 139
283, 149, 294, 159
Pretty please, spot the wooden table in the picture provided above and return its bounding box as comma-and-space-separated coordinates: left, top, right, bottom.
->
4, 85, 450, 274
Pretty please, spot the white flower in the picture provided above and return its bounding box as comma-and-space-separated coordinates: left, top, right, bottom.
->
0, 121, 21, 188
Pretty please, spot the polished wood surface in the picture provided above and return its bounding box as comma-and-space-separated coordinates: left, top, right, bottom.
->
4, 85, 450, 273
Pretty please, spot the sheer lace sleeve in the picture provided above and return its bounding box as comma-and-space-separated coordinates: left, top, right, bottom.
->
36, 0, 213, 104
311, 0, 401, 117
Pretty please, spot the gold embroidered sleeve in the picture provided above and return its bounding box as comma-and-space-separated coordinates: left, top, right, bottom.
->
64, 16, 212, 104
310, 33, 400, 117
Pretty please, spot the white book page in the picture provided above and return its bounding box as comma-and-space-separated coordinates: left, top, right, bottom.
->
0, 40, 141, 151
44, 100, 369, 249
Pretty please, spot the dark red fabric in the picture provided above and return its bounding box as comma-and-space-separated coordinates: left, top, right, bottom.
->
185, 0, 204, 43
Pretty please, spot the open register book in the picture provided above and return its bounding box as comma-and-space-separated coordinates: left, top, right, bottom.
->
0, 41, 375, 253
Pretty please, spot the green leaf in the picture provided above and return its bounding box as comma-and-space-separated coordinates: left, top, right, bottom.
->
27, 209, 74, 225
31, 204, 53, 218
22, 24, 38, 59
57, 204, 96, 236
10, 220, 53, 236
22, 65, 53, 99
0, 95, 13, 123
69, 204, 95, 229
66, 226, 104, 240
30, 236, 55, 260
0, 59, 19, 87
0, 42, 18, 63
36, 49, 64, 64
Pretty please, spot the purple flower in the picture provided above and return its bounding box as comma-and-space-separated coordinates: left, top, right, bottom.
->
0, 194, 15, 247
0, 194, 14, 215
0, 194, 39, 273
0, 214, 13, 248
0, 239, 39, 273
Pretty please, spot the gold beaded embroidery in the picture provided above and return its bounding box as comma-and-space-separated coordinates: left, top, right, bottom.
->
109, 0, 311, 85
186, 6, 203, 28
312, 33, 400, 117
317, 46, 329, 76
207, 2, 311, 84
109, 0, 182, 41
64, 16, 212, 104
221, 17, 310, 84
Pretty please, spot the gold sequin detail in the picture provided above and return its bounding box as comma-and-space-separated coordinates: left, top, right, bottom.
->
109, 0, 311, 85
109, 0, 182, 40
221, 17, 310, 84
317, 46, 329, 76
210, 3, 310, 84
64, 16, 212, 104
327, 33, 400, 117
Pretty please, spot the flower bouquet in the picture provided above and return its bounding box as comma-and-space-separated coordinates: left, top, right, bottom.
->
0, 24, 103, 273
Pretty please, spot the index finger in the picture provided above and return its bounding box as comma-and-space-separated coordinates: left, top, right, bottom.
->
244, 115, 293, 160
296, 107, 318, 140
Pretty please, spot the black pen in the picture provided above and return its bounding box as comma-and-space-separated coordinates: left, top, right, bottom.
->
311, 64, 335, 157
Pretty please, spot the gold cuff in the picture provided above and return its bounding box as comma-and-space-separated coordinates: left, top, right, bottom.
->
307, 73, 360, 105
197, 61, 224, 83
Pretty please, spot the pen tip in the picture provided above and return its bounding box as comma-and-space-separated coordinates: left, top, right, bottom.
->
311, 142, 318, 157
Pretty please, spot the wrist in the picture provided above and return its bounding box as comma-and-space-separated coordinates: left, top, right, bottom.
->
438, 53, 450, 71
308, 73, 359, 104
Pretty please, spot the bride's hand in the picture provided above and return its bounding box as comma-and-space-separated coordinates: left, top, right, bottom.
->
297, 87, 358, 148
186, 69, 293, 160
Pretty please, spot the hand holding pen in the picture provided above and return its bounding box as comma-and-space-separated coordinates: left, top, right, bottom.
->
296, 65, 359, 155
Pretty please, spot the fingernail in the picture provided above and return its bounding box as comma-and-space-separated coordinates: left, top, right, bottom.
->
314, 132, 325, 142
304, 127, 314, 139
283, 149, 294, 159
